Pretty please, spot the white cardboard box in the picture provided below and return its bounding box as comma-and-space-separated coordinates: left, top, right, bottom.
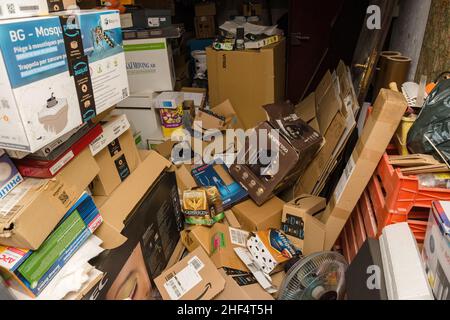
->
124, 37, 175, 94
0, 16, 85, 152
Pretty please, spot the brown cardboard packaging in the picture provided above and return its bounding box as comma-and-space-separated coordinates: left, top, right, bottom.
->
229, 103, 323, 205
195, 2, 216, 16
175, 164, 197, 193
294, 70, 352, 195
91, 129, 141, 196
154, 247, 226, 300
85, 150, 184, 300
214, 268, 274, 300
231, 196, 285, 231
207, 39, 286, 129
195, 16, 216, 39
0, 148, 99, 249
282, 195, 326, 255
321, 89, 407, 249
166, 239, 188, 269
180, 223, 248, 271
224, 210, 241, 229
194, 99, 244, 132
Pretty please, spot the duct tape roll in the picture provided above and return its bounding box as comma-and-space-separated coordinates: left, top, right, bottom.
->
374, 51, 402, 96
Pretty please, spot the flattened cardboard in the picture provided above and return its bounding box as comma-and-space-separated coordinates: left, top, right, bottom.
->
322, 89, 407, 250
154, 247, 226, 300
180, 223, 248, 271
282, 195, 326, 255
231, 196, 284, 231
224, 210, 241, 229
0, 148, 99, 249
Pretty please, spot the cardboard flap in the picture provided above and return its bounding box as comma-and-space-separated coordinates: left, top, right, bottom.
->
211, 99, 244, 130
93, 220, 127, 250
98, 151, 171, 231
295, 92, 316, 123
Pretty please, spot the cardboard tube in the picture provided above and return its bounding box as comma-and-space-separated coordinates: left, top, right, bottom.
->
374, 51, 402, 96
382, 56, 411, 90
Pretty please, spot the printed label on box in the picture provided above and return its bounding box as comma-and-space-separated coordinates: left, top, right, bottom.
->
114, 154, 130, 181
108, 138, 121, 157
333, 155, 356, 202
229, 227, 249, 247
188, 256, 205, 272
100, 13, 121, 31
164, 264, 202, 300
148, 17, 160, 27
0, 179, 43, 218
49, 150, 74, 176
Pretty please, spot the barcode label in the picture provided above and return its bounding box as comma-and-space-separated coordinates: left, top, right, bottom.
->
229, 227, 249, 247
19, 5, 39, 11
49, 150, 74, 175
188, 256, 204, 272
163, 265, 202, 300
0, 179, 42, 218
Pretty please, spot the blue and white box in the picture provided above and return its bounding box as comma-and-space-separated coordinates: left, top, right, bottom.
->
0, 15, 86, 153
60, 10, 129, 114
0, 150, 23, 199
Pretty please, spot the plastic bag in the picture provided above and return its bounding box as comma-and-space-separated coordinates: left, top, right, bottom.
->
407, 79, 450, 161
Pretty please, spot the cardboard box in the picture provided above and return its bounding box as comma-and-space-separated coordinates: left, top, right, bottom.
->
195, 2, 216, 16
154, 247, 226, 300
230, 103, 323, 206
114, 93, 165, 147
85, 151, 184, 300
194, 99, 244, 132
0, 148, 99, 249
137, 0, 175, 16
195, 16, 216, 39
207, 39, 286, 129
231, 196, 284, 231
1, 193, 102, 297
57, 10, 130, 115
282, 195, 326, 255
0, 0, 76, 20
321, 89, 406, 250
380, 223, 433, 300
191, 164, 248, 210
0, 16, 86, 152
215, 268, 274, 300
181, 223, 249, 271
131, 9, 172, 29
124, 37, 175, 94
91, 129, 141, 196
15, 124, 102, 178
422, 201, 450, 300
0, 151, 23, 199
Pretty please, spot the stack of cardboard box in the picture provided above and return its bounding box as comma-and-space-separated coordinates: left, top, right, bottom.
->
194, 2, 216, 39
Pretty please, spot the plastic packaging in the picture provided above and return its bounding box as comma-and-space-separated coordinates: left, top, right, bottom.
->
417, 173, 450, 189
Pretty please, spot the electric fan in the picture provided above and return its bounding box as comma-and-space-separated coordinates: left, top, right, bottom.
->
278, 251, 348, 300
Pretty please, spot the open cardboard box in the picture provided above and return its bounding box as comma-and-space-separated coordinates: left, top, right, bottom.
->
180, 223, 249, 272
82, 150, 184, 300
282, 195, 326, 255
0, 148, 99, 249
154, 247, 226, 300
194, 99, 244, 132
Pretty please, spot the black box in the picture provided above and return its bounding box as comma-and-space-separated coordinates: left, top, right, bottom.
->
85, 171, 183, 300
